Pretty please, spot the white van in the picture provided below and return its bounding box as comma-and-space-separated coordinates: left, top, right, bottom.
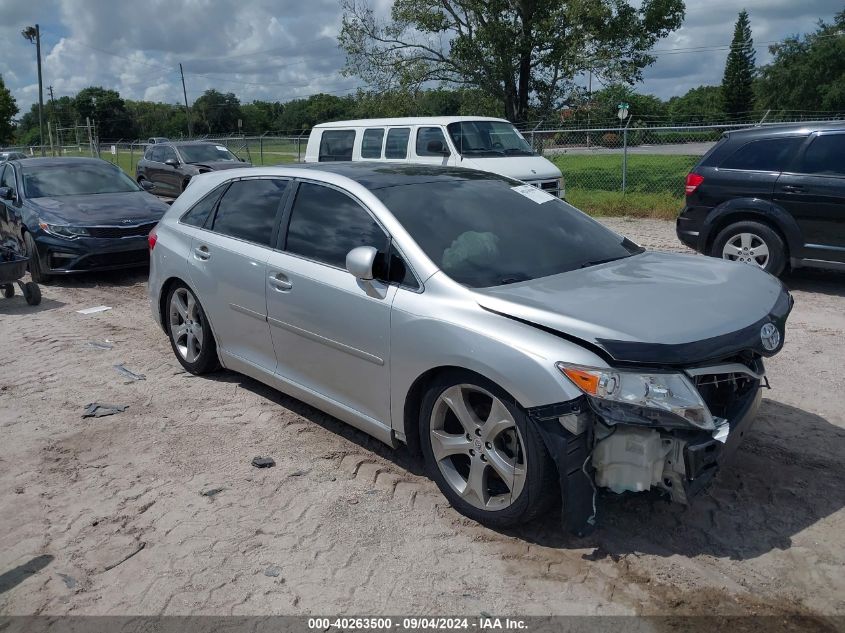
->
303, 116, 563, 196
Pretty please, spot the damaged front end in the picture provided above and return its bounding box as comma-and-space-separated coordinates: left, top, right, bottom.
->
528, 356, 766, 536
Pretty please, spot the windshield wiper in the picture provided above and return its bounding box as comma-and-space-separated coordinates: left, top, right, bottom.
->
579, 255, 631, 269
502, 148, 535, 156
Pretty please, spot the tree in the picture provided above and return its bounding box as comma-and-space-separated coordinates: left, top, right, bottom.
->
567, 84, 666, 126
0, 74, 19, 145
666, 85, 725, 123
192, 89, 242, 134
339, 0, 685, 123
74, 86, 135, 139
756, 9, 845, 113
721, 9, 755, 119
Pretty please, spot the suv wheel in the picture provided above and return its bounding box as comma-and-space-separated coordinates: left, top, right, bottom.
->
419, 371, 556, 527
711, 221, 786, 276
166, 283, 218, 374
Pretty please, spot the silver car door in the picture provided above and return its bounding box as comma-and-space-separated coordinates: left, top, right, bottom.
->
185, 177, 290, 371
265, 180, 395, 426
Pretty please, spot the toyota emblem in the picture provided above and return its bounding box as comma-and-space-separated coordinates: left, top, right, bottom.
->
760, 323, 780, 351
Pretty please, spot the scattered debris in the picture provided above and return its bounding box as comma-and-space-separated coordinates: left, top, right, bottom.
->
289, 469, 308, 477
76, 306, 112, 315
251, 456, 276, 468
200, 487, 225, 498
114, 364, 145, 382
365, 490, 378, 495
57, 573, 77, 589
14, 486, 23, 494
480, 611, 493, 618
82, 403, 128, 418
347, 499, 359, 505
87, 341, 113, 350
103, 541, 146, 572
263, 565, 282, 578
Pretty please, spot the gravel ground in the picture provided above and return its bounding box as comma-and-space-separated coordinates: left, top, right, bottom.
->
0, 218, 843, 622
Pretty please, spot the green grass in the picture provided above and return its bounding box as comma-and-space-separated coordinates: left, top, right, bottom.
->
553, 153, 699, 197
566, 189, 683, 221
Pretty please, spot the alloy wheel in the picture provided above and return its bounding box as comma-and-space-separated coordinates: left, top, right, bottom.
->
429, 384, 526, 511
169, 287, 205, 363
722, 232, 770, 268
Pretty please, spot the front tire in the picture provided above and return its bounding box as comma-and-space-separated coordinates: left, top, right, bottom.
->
711, 220, 786, 276
419, 371, 557, 527
165, 282, 218, 374
24, 232, 50, 284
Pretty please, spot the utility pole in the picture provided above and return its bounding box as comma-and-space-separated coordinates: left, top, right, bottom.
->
179, 64, 193, 138
47, 85, 56, 155
22, 24, 45, 156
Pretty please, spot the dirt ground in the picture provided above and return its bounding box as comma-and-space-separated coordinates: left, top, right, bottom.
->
0, 218, 843, 622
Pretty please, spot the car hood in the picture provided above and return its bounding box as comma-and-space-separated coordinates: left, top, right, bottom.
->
189, 161, 252, 171
472, 251, 792, 366
27, 191, 170, 225
459, 155, 561, 182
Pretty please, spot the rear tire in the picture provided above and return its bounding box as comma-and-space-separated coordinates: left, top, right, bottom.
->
165, 282, 218, 375
711, 220, 786, 276
24, 232, 50, 284
419, 371, 557, 528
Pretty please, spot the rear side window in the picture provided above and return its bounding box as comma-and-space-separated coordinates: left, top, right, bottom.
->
416, 127, 450, 156
285, 182, 388, 268
719, 137, 803, 172
211, 179, 288, 246
180, 184, 227, 228
319, 130, 355, 162
361, 128, 384, 159
0, 165, 15, 189
385, 128, 410, 159
798, 134, 845, 176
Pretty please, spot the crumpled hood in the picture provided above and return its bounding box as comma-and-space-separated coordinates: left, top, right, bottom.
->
191, 161, 252, 172
27, 191, 170, 225
473, 251, 792, 365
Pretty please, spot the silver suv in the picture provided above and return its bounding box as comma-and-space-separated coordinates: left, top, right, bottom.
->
148, 163, 792, 533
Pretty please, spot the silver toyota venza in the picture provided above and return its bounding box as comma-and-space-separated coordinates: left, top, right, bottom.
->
148, 163, 792, 533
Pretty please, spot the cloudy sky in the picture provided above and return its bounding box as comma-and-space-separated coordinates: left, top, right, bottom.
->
0, 0, 841, 116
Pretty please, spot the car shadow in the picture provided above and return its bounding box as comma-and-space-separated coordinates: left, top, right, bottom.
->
782, 267, 845, 298
0, 555, 54, 594
197, 369, 427, 477
512, 399, 845, 560
37, 266, 149, 289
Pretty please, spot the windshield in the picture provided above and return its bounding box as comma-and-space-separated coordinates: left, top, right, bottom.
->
178, 144, 239, 164
22, 163, 141, 198
446, 121, 534, 157
374, 178, 642, 288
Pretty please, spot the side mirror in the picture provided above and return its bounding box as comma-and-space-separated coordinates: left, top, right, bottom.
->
164, 158, 179, 167
427, 139, 449, 155
346, 246, 378, 281
0, 186, 15, 201
139, 180, 156, 191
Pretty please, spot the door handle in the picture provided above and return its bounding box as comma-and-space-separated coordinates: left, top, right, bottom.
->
193, 245, 211, 260
268, 272, 293, 292
781, 185, 804, 193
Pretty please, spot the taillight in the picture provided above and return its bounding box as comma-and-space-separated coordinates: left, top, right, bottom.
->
685, 173, 704, 195
148, 225, 158, 250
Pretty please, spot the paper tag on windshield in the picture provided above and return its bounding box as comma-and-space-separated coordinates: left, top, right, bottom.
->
215, 145, 227, 151
511, 184, 556, 204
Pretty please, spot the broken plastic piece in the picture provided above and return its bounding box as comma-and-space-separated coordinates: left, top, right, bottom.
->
251, 456, 276, 468
114, 364, 145, 381
76, 305, 112, 314
88, 341, 114, 350
82, 403, 128, 418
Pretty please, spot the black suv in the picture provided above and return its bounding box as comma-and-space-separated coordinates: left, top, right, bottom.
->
677, 122, 845, 275
135, 141, 251, 198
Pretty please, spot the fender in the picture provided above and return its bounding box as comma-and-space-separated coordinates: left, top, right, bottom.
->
698, 197, 803, 256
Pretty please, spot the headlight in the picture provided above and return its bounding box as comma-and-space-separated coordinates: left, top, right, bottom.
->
556, 363, 713, 430
39, 221, 89, 239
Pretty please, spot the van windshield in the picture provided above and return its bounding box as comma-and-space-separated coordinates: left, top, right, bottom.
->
447, 121, 534, 157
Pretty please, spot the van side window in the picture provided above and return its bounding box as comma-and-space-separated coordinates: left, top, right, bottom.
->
361, 128, 385, 159
416, 127, 449, 156
719, 137, 803, 172
385, 128, 410, 159
319, 130, 355, 162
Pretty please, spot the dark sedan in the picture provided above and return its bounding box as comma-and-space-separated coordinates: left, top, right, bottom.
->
0, 157, 170, 282
135, 141, 252, 198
